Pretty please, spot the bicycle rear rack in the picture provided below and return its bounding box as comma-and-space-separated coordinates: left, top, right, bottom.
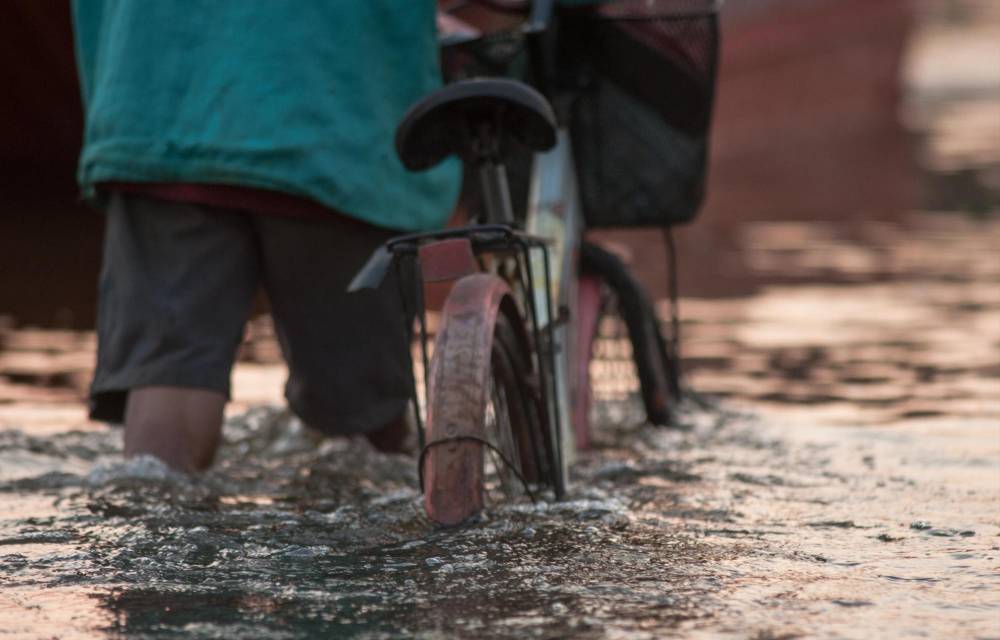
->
383, 224, 566, 500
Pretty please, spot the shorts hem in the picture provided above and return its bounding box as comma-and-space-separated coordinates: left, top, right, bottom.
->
89, 365, 232, 424
291, 394, 410, 437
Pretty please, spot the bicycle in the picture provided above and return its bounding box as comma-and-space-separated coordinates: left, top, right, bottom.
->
352, 0, 719, 525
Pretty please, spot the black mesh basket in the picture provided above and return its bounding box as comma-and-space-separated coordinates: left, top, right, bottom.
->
557, 0, 720, 228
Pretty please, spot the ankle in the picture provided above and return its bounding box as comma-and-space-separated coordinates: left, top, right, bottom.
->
123, 386, 226, 473
365, 413, 412, 454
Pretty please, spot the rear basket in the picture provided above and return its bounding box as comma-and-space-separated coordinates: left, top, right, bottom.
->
558, 0, 720, 228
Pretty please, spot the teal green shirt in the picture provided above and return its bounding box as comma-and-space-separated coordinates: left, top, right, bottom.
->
72, 1, 461, 231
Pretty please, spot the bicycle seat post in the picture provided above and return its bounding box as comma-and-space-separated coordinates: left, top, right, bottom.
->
471, 122, 515, 225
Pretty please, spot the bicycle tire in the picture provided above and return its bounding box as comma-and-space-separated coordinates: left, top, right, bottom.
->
576, 241, 674, 447
423, 303, 554, 525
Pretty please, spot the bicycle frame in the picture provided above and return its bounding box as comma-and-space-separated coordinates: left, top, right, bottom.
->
464, 111, 584, 477
524, 130, 586, 469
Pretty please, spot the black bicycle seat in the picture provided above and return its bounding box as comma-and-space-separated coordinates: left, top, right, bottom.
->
395, 78, 557, 172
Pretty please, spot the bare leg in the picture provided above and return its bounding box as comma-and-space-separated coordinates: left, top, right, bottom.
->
124, 386, 226, 473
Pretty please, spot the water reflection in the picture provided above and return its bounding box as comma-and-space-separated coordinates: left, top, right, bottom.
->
2, 371, 997, 638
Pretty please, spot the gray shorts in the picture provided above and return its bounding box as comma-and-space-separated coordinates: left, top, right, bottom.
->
91, 192, 412, 436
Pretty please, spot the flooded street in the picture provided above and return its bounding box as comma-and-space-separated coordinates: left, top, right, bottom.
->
2, 2, 1000, 639
2, 209, 997, 638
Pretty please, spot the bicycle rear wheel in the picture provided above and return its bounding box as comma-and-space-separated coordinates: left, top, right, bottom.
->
422, 279, 555, 526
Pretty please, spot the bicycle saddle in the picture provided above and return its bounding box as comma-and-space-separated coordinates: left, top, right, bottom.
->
395, 78, 557, 171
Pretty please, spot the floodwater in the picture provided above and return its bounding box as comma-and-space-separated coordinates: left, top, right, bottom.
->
4, 207, 998, 639
3, 4, 1000, 640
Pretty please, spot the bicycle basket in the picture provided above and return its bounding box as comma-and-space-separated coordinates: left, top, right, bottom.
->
558, 0, 720, 228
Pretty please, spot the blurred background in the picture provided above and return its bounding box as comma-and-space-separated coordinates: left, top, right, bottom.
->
0, 0, 997, 429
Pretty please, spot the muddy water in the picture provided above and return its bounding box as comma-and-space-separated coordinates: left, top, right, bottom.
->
1, 211, 997, 639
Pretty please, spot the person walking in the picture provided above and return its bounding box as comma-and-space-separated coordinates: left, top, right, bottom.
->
72, 1, 460, 471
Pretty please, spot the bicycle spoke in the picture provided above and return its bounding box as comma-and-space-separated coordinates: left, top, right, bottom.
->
483, 375, 523, 503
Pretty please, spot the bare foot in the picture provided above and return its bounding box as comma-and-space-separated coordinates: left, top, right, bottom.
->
365, 413, 413, 455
